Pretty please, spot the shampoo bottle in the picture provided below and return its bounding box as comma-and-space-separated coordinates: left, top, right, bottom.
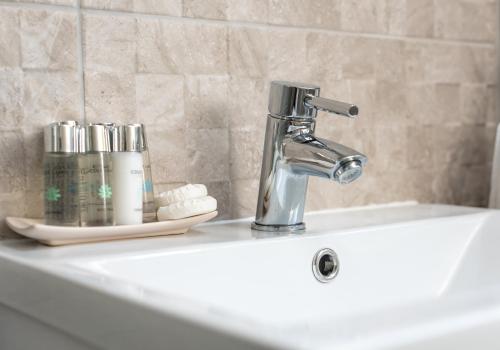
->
80, 124, 114, 226
112, 124, 144, 225
43, 121, 81, 226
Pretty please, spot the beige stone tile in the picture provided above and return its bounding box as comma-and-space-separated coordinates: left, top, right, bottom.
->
460, 46, 497, 85
227, 77, 268, 131
23, 71, 80, 128
461, 83, 488, 125
340, 37, 377, 81
13, 0, 76, 5
0, 7, 20, 68
318, 79, 351, 107
340, 0, 388, 33
406, 125, 433, 169
405, 82, 435, 125
268, 29, 311, 82
305, 32, 342, 82
403, 42, 431, 83
371, 126, 408, 171
136, 73, 184, 128
148, 128, 187, 183
0, 192, 25, 238
367, 167, 433, 205
306, 174, 376, 211
434, 0, 496, 42
0, 131, 25, 194
486, 85, 499, 126
485, 124, 497, 163
269, 0, 341, 29
137, 19, 227, 74
84, 0, 183, 16
134, 0, 182, 15
433, 0, 459, 37
432, 125, 488, 167
229, 128, 263, 181
434, 83, 461, 125
461, 125, 493, 166
83, 14, 136, 73
458, 0, 497, 42
183, 0, 226, 19
226, 0, 268, 22
348, 80, 376, 129
186, 128, 229, 183
431, 163, 467, 205
424, 43, 464, 83
22, 127, 44, 216
425, 44, 495, 85
184, 75, 228, 129
373, 81, 409, 126
462, 164, 490, 207
385, 0, 405, 35
305, 177, 342, 211
0, 69, 23, 130
230, 178, 258, 218
407, 82, 461, 126
84, 71, 135, 123
205, 181, 231, 219
81, 0, 133, 11
405, 0, 433, 37
155, 182, 187, 194
20, 9, 77, 71
24, 189, 44, 219
374, 39, 405, 82
229, 27, 268, 78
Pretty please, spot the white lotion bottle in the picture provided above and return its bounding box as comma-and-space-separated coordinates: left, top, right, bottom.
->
111, 124, 144, 225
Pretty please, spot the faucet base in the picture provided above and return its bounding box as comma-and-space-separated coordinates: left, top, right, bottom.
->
251, 222, 305, 233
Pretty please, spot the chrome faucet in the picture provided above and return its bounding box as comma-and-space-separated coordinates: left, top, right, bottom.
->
252, 81, 367, 232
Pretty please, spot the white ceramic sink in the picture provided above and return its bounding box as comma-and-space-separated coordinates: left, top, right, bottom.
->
0, 203, 499, 350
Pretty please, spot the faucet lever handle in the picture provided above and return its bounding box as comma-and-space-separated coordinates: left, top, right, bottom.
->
305, 95, 358, 118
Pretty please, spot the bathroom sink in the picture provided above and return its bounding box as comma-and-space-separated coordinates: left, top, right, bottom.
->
0, 203, 499, 350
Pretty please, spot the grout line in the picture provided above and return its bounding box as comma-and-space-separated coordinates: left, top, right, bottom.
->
75, 0, 86, 123
0, 1, 495, 48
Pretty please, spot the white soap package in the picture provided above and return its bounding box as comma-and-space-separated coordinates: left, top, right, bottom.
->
156, 184, 217, 220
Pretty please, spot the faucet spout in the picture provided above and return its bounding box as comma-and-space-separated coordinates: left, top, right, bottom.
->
284, 134, 367, 183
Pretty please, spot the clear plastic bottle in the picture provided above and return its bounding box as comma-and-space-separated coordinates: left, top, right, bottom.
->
79, 124, 114, 226
140, 125, 156, 222
43, 121, 82, 226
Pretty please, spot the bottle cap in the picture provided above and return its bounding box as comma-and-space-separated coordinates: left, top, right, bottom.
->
84, 123, 113, 152
115, 124, 145, 152
44, 120, 82, 153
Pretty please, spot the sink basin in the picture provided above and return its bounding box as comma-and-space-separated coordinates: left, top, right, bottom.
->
0, 203, 499, 350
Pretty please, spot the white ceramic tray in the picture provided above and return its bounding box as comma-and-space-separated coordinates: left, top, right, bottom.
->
6, 211, 218, 246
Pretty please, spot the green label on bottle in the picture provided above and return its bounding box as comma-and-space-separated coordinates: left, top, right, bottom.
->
46, 186, 61, 202
98, 184, 112, 199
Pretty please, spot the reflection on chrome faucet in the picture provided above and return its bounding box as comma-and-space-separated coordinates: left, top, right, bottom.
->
252, 81, 368, 232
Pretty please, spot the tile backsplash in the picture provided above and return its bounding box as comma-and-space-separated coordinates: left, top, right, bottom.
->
0, 0, 498, 238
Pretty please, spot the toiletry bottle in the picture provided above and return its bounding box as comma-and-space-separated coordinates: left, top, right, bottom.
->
112, 124, 144, 225
43, 121, 82, 226
140, 125, 156, 222
80, 124, 114, 226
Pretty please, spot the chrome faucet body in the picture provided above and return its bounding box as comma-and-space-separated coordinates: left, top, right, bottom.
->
252, 81, 367, 232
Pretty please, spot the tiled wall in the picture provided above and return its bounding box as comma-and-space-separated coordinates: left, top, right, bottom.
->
0, 0, 498, 238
